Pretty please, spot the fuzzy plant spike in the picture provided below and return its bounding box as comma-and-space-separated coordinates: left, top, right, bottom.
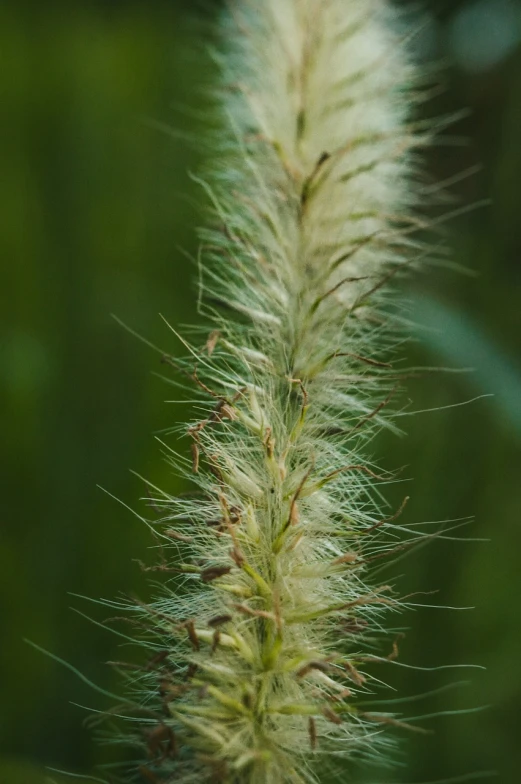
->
105, 2, 438, 783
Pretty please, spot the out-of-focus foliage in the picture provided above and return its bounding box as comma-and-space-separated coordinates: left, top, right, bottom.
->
1, 1, 520, 782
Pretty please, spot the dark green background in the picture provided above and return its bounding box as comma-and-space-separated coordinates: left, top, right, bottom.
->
2, 1, 520, 782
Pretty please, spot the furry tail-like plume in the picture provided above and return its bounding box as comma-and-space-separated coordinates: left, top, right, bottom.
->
113, 2, 432, 782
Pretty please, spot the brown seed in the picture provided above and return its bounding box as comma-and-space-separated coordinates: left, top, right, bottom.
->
164, 529, 192, 543
343, 660, 366, 686
206, 330, 220, 356
185, 620, 200, 651
208, 614, 233, 628
145, 650, 170, 671
333, 552, 358, 565
297, 660, 332, 678
211, 630, 221, 654
159, 679, 188, 701
191, 442, 200, 474
229, 547, 245, 568
201, 565, 232, 583
146, 723, 177, 761
220, 403, 238, 421
186, 663, 198, 681
229, 505, 242, 524
308, 716, 317, 750
322, 706, 343, 725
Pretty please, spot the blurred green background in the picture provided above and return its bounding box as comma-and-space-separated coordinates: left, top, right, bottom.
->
1, 0, 520, 782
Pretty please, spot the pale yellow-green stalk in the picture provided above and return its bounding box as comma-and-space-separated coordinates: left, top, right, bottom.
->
103, 2, 438, 783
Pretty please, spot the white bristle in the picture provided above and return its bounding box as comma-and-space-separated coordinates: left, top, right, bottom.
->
115, 3, 437, 782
